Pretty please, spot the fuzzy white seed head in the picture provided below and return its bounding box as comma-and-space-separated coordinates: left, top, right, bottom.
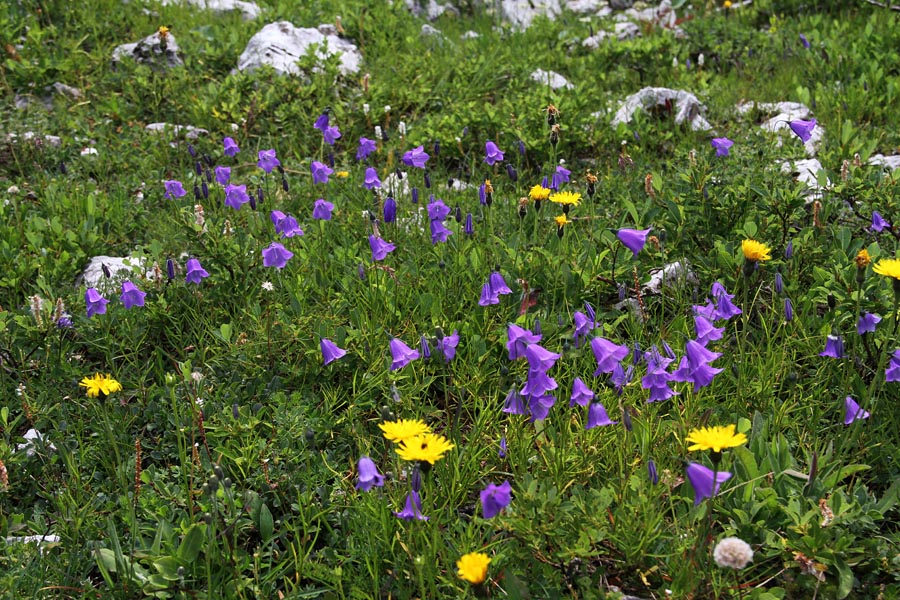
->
698, 53, 705, 66
398, 121, 407, 136
363, 103, 370, 115
384, 105, 391, 114
374, 125, 383, 139
713, 537, 754, 570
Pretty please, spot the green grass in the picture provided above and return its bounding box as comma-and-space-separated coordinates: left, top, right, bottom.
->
2, 0, 900, 598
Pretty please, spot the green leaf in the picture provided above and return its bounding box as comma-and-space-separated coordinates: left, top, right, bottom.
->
152, 556, 180, 580
259, 503, 274, 542
821, 464, 870, 488
176, 524, 204, 564
834, 555, 854, 598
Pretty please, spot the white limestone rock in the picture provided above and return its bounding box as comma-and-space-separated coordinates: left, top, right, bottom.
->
112, 30, 183, 68
500, 0, 562, 30
611, 87, 712, 131
583, 21, 640, 47
530, 69, 574, 90
236, 22, 361, 76
160, 0, 261, 20
145, 123, 209, 140
79, 255, 151, 292
405, 0, 459, 20
565, 0, 609, 13
867, 154, 900, 171
643, 261, 697, 295
737, 101, 823, 156
15, 429, 56, 457
780, 158, 829, 202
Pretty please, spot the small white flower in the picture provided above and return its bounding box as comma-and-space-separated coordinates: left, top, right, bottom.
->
374, 125, 383, 139
698, 53, 705, 66
7, 185, 19, 194
80, 147, 98, 156
672, 57, 678, 68
398, 121, 407, 136
231, 123, 239, 132
713, 537, 754, 570
384, 105, 391, 113
363, 103, 370, 115
262, 281, 274, 292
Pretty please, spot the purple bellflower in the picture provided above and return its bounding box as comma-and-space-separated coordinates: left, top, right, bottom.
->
270, 211, 304, 238
85, 288, 109, 318
313, 112, 329, 132
611, 362, 634, 395
223, 137, 240, 157
321, 338, 347, 365
364, 167, 381, 190
871, 211, 891, 233
789, 118, 816, 143
389, 338, 420, 371
711, 137, 734, 157
843, 396, 870, 425
356, 456, 384, 491
383, 197, 397, 223
617, 228, 652, 258
120, 281, 146, 309
313, 199, 334, 220
311, 161, 333, 184
262, 242, 293, 269
685, 462, 732, 505
430, 219, 453, 244
585, 402, 617, 429
214, 166, 231, 186
784, 298, 794, 322
858, 312, 881, 335
799, 33, 811, 48
427, 197, 451, 221
887, 349, 900, 382
402, 146, 429, 169
573, 311, 594, 348
164, 180, 187, 199
528, 394, 556, 422
694, 315, 724, 346
184, 258, 209, 284
569, 377, 595, 407
672, 339, 723, 391
257, 149, 280, 174
591, 337, 630, 376
506, 324, 542, 360
502, 388, 527, 415
357, 137, 377, 161
820, 334, 845, 359
437, 330, 460, 362
710, 282, 742, 321
484, 141, 504, 166
369, 235, 396, 261
642, 346, 678, 403
394, 489, 428, 520
323, 125, 341, 146
224, 184, 250, 210
480, 481, 512, 518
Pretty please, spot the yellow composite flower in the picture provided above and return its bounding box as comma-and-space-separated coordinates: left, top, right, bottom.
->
685, 424, 747, 453
456, 552, 491, 585
334, 171, 350, 178
741, 239, 772, 262
378, 419, 431, 443
549, 190, 581, 207
554, 214, 570, 227
873, 258, 900, 280
528, 185, 551, 202
395, 432, 455, 464
79, 373, 123, 398
855, 248, 872, 269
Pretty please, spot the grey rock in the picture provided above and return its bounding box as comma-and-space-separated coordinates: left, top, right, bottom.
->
5, 132, 62, 147
566, 0, 609, 13
737, 100, 824, 156
79, 255, 151, 292
612, 87, 712, 131
780, 158, 829, 202
236, 21, 361, 76
583, 21, 640, 47
14, 82, 83, 110
461, 30, 480, 39
420, 24, 444, 39
868, 154, 900, 171
112, 30, 183, 68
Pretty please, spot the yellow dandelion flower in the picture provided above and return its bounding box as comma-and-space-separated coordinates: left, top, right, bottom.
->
457, 552, 491, 585
79, 373, 123, 398
723, 0, 732, 7
554, 214, 570, 227
528, 185, 551, 202
549, 190, 581, 207
855, 248, 871, 269
685, 424, 747, 453
741, 239, 772, 262
335, 171, 350, 178
378, 419, 431, 443
873, 258, 900, 281
395, 432, 454, 464
158, 25, 170, 36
